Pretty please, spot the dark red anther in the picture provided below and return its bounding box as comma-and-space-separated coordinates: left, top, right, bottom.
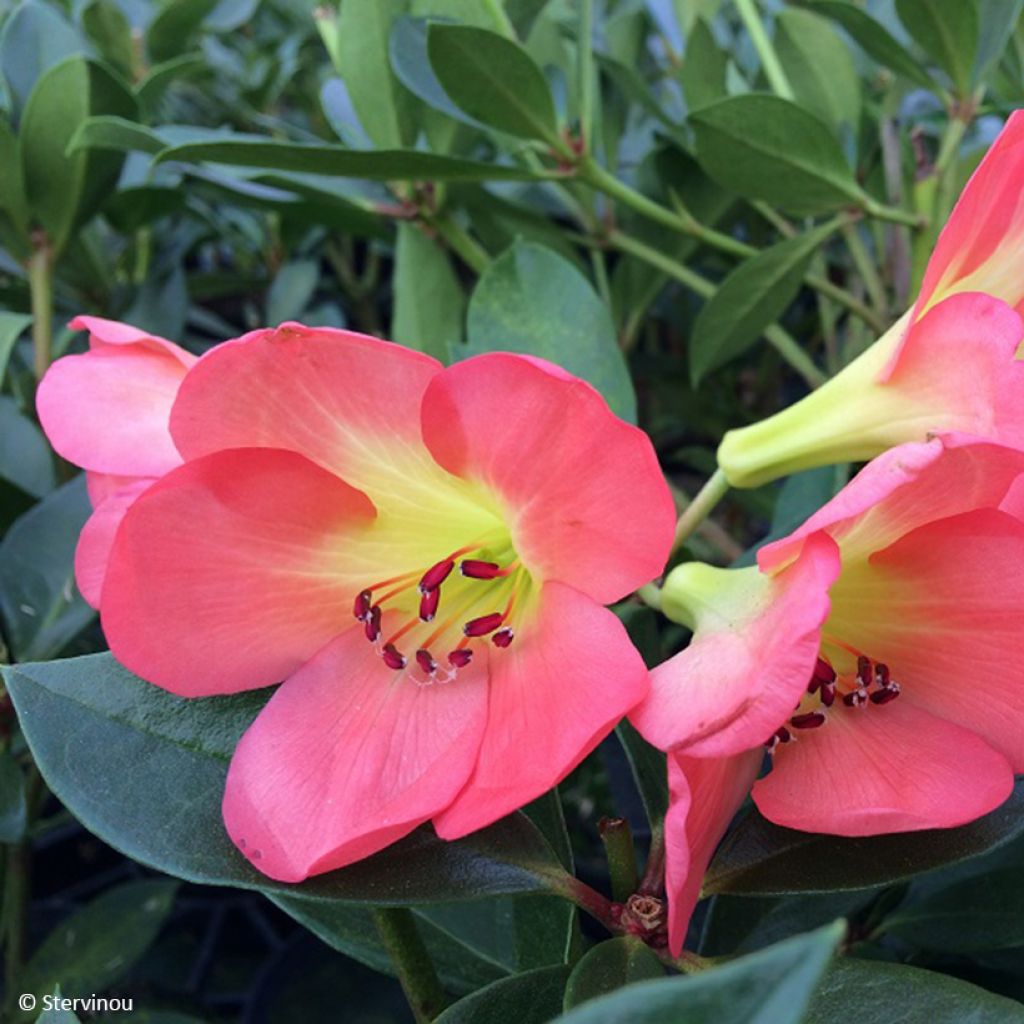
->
448, 648, 473, 668
464, 612, 504, 637
811, 657, 836, 685
419, 558, 454, 593
416, 649, 437, 675
364, 605, 382, 642
843, 689, 868, 707
856, 655, 872, 687
492, 627, 514, 648
461, 559, 502, 579
820, 682, 836, 708
382, 643, 407, 670
354, 589, 372, 621
874, 662, 891, 688
776, 726, 792, 744
791, 711, 826, 730
870, 684, 901, 705
419, 587, 441, 622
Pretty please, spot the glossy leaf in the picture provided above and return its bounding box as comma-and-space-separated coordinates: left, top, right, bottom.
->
463, 241, 637, 422
266, 259, 319, 326
691, 96, 864, 215
147, 0, 219, 65
555, 922, 844, 1023
690, 221, 837, 383
0, 0, 84, 114
614, 719, 668, 827
0, 397, 56, 499
0, 120, 29, 258
680, 19, 728, 111
435, 964, 571, 1024
974, 0, 1024, 85
804, 958, 1024, 1023
895, 0, 978, 96
562, 937, 664, 1010
427, 23, 558, 142
0, 750, 27, 844
81, 0, 135, 79
0, 476, 93, 662
705, 781, 1024, 896
0, 313, 32, 388
3, 654, 572, 906
67, 116, 165, 156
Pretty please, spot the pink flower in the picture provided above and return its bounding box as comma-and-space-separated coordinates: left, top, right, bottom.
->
97, 324, 676, 881
718, 113, 1024, 487
36, 317, 196, 607
633, 439, 1024, 949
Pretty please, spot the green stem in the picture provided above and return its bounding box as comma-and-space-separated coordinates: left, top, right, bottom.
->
639, 820, 666, 895
432, 215, 491, 274
734, 0, 794, 99
559, 877, 621, 932
841, 222, 888, 320
578, 0, 595, 153
671, 469, 729, 557
28, 237, 53, 383
373, 908, 446, 1023
482, 0, 516, 37
599, 817, 639, 902
862, 198, 925, 229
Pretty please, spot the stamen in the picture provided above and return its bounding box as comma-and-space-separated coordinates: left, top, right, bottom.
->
791, 711, 826, 729
842, 689, 868, 707
353, 589, 372, 622
448, 649, 473, 668
416, 649, 437, 675
765, 725, 792, 752
419, 588, 440, 622
492, 627, 514, 648
461, 559, 502, 579
419, 558, 454, 593
856, 656, 872, 688
874, 663, 891, 688
820, 681, 836, 707
870, 683, 901, 705
364, 605, 382, 642
464, 612, 504, 637
808, 657, 836, 693
382, 643, 407, 670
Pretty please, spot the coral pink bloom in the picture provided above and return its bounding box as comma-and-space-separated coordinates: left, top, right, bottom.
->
634, 439, 1024, 836
99, 324, 675, 881
36, 317, 196, 607
718, 112, 1024, 487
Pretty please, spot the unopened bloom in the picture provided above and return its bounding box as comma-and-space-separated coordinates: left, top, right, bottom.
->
99, 325, 676, 881
36, 317, 195, 606
718, 113, 1024, 487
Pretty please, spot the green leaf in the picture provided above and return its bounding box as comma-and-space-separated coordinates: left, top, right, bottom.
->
34, 989, 80, 1024
463, 241, 637, 422
136, 53, 208, 115
705, 781, 1024, 896
799, 1, 936, 90
392, 222, 465, 360
435, 964, 571, 1024
895, 0, 978, 96
427, 24, 558, 142
20, 56, 137, 255
562, 937, 664, 1010
17, 880, 177, 1021
555, 922, 844, 1023
691, 96, 864, 215
154, 138, 551, 181
266, 259, 319, 326
0, 397, 57, 499
338, 0, 415, 149
81, 0, 134, 79
614, 719, 668, 827
0, 0, 84, 114
680, 19, 728, 111
974, 0, 1024, 84
3, 653, 572, 906
0, 313, 32, 388
146, 0, 219, 64
0, 750, 27, 843
774, 9, 860, 129
0, 476, 94, 662
690, 222, 837, 383
0, 119, 30, 258
67, 115, 165, 156
804, 958, 1024, 1023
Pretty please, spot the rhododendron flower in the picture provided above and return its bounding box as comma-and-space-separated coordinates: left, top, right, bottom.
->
718, 112, 1024, 487
97, 325, 676, 881
36, 317, 196, 606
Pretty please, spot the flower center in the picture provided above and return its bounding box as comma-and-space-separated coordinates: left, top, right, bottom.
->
352, 536, 528, 684
764, 641, 902, 753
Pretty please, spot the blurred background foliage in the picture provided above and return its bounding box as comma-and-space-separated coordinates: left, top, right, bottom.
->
3, 0, 1024, 1021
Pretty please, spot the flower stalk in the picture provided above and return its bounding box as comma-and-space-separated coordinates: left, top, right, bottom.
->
598, 816, 639, 902
373, 908, 447, 1023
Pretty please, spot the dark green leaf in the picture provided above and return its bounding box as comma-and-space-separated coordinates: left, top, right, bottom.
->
562, 937, 664, 1010
392, 222, 464, 360
0, 750, 27, 843
67, 115, 165, 156
0, 476, 94, 662
0, 397, 56, 499
0, 120, 30, 257
614, 719, 668, 827
154, 138, 551, 181
17, 880, 178, 1022
463, 241, 636, 422
136, 53, 208, 114
146, 0, 219, 64
435, 964, 571, 1024
3, 653, 572, 905
427, 24, 558, 142
690, 222, 837, 383
975, 0, 1024, 84
804, 958, 1024, 1023
0, 313, 32, 388
0, 0, 84, 114
705, 781, 1024, 896
691, 96, 864, 215
680, 19, 727, 111
555, 922, 844, 1023
895, 0, 978, 96
81, 0, 134, 79
34, 991, 80, 1024
266, 259, 319, 326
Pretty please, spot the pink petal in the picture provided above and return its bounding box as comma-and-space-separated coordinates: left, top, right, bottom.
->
69, 315, 196, 367
102, 448, 376, 696
631, 532, 839, 758
420, 354, 676, 603
753, 698, 1013, 835
665, 749, 761, 956
433, 581, 649, 838
75, 478, 153, 608
169, 324, 442, 491
223, 627, 488, 881
828, 508, 1024, 771
85, 471, 140, 509
37, 335, 192, 476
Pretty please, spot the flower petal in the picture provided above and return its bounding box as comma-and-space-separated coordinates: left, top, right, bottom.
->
102, 448, 376, 696
37, 318, 195, 476
665, 750, 761, 956
631, 532, 839, 758
433, 581, 649, 838
753, 698, 1013, 835
223, 627, 488, 881
420, 354, 675, 603
827, 508, 1024, 772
